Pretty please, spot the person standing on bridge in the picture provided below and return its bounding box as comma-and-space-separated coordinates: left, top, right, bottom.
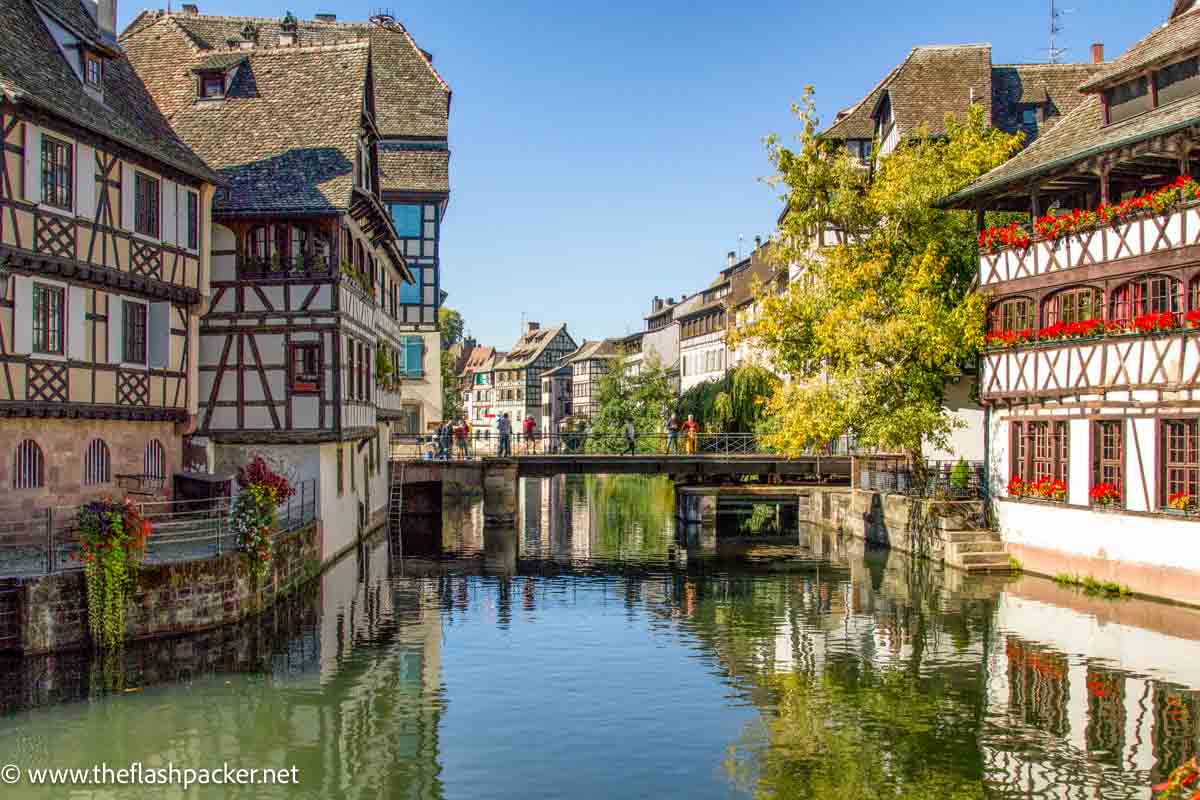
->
624, 420, 637, 455
666, 414, 680, 454
498, 414, 512, 458
523, 415, 537, 454
682, 414, 699, 455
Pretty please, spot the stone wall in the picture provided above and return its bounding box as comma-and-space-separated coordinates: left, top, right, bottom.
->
0, 419, 181, 513
7, 521, 322, 656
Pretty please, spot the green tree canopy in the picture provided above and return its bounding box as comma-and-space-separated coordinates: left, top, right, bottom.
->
676, 365, 780, 434
734, 89, 1023, 458
586, 354, 676, 452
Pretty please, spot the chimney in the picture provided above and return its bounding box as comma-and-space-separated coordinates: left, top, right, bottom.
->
754, 235, 762, 250
97, 0, 116, 39
727, 250, 736, 268
1091, 43, 1105, 64
667, 297, 675, 305
652, 296, 662, 313
181, 3, 198, 14
526, 321, 540, 334
315, 12, 337, 22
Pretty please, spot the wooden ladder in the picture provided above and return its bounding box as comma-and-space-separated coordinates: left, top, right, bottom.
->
387, 461, 405, 534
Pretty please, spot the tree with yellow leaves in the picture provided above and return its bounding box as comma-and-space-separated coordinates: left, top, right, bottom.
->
734, 88, 1023, 462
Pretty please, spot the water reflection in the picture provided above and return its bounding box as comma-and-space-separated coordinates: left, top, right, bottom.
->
0, 475, 1196, 799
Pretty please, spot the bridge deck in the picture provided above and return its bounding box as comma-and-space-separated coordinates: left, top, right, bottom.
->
390, 454, 852, 480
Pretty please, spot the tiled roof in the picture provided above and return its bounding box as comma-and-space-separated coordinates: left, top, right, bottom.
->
881, 45, 994, 139
125, 11, 450, 139
941, 91, 1200, 206
458, 345, 496, 375
564, 339, 619, 365
496, 324, 569, 369
0, 0, 216, 183
823, 67, 899, 139
380, 143, 449, 193
122, 21, 371, 215
190, 52, 248, 72
1080, 6, 1200, 93
991, 63, 1101, 136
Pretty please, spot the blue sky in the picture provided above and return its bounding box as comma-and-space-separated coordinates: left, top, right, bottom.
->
120, 1, 1156, 347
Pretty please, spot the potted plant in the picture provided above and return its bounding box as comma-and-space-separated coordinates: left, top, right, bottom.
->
75, 497, 153, 649
1089, 482, 1121, 511
1165, 492, 1195, 516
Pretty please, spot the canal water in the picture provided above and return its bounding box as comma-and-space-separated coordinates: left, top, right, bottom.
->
1, 475, 1199, 799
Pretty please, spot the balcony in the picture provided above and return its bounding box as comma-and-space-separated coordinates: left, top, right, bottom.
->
980, 325, 1200, 401
236, 254, 334, 280
979, 194, 1200, 288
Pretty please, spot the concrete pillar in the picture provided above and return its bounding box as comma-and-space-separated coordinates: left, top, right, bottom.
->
483, 462, 519, 526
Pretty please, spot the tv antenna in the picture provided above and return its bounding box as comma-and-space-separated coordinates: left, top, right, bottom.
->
1046, 0, 1071, 64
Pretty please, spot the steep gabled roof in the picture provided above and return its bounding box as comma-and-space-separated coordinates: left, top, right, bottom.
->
123, 10, 450, 196
876, 45, 993, 140
822, 66, 900, 140
564, 339, 619, 365
0, 0, 215, 183
121, 21, 371, 215
1081, 5, 1200, 93
991, 62, 1101, 135
496, 324, 571, 370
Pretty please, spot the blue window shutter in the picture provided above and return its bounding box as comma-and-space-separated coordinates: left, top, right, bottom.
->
405, 336, 423, 377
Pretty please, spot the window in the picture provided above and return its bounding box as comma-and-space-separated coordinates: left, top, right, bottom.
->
1109, 275, 1181, 327
1021, 107, 1038, 134
84, 439, 111, 485
123, 301, 148, 364
401, 336, 423, 378
186, 191, 199, 250
1092, 421, 1123, 495
41, 135, 73, 210
1043, 287, 1103, 326
84, 52, 103, 87
337, 446, 344, 495
13, 439, 44, 489
144, 439, 166, 479
290, 343, 321, 393
246, 226, 268, 261
134, 172, 160, 238
32, 283, 65, 355
390, 204, 422, 237
400, 266, 422, 304
1105, 76, 1152, 124
1163, 420, 1200, 507
1011, 420, 1069, 484
199, 73, 225, 98
1156, 56, 1200, 107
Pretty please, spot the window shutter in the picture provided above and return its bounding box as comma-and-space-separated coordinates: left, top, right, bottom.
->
148, 302, 170, 368
76, 144, 95, 220
121, 162, 134, 231
12, 276, 32, 355
406, 337, 423, 377
23, 124, 40, 204
68, 285, 86, 361
161, 179, 177, 245
108, 296, 123, 364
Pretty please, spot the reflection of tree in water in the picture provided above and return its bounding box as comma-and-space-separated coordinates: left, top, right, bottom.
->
582, 475, 674, 561
724, 666, 987, 799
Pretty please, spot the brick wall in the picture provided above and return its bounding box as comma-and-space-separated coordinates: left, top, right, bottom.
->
8, 520, 323, 655
0, 419, 182, 513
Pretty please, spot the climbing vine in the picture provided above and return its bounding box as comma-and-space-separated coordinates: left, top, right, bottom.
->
232, 457, 294, 581
75, 498, 152, 650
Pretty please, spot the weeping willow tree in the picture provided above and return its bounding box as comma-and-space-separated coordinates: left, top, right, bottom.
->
676, 365, 781, 433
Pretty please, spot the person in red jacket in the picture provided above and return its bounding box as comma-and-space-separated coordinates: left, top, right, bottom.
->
681, 414, 700, 455
522, 415, 537, 453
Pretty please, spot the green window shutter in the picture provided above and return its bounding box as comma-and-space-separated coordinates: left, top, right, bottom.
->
405, 336, 423, 377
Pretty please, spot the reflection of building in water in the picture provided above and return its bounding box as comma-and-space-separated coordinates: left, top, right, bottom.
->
519, 477, 543, 553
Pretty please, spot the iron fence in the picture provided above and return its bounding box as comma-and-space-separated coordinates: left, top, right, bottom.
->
858, 458, 987, 501
0, 479, 317, 580
389, 431, 858, 459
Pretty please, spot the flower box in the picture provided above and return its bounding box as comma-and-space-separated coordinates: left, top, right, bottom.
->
1163, 508, 1196, 518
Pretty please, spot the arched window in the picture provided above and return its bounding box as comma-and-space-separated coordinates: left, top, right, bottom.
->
246, 226, 268, 260
1109, 275, 1182, 326
144, 439, 166, 479
1043, 286, 1103, 326
83, 439, 111, 485
13, 439, 44, 489
989, 297, 1033, 333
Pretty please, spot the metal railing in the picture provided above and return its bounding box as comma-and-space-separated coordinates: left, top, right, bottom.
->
389, 431, 859, 459
0, 479, 317, 580
858, 458, 987, 501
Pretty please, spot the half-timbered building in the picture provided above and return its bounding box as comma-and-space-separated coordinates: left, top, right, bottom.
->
563, 339, 619, 421
0, 0, 218, 511
123, 6, 453, 436
121, 10, 431, 556
492, 323, 577, 430
941, 0, 1200, 603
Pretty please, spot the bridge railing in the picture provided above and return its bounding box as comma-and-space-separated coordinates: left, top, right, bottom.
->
857, 457, 987, 501
389, 431, 859, 459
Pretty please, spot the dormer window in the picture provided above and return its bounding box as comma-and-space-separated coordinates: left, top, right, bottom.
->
198, 73, 225, 99
84, 51, 103, 88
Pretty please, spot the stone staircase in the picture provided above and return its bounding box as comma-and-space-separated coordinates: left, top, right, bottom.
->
935, 507, 1010, 573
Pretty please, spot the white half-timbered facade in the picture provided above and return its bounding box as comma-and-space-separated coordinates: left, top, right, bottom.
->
0, 0, 218, 511
943, 0, 1200, 604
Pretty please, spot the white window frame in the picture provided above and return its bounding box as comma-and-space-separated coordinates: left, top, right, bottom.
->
36, 132, 76, 219
131, 168, 162, 244
30, 277, 70, 362
183, 188, 200, 253
120, 297, 151, 370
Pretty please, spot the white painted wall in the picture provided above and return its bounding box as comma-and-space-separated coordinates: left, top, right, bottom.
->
925, 376, 985, 462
